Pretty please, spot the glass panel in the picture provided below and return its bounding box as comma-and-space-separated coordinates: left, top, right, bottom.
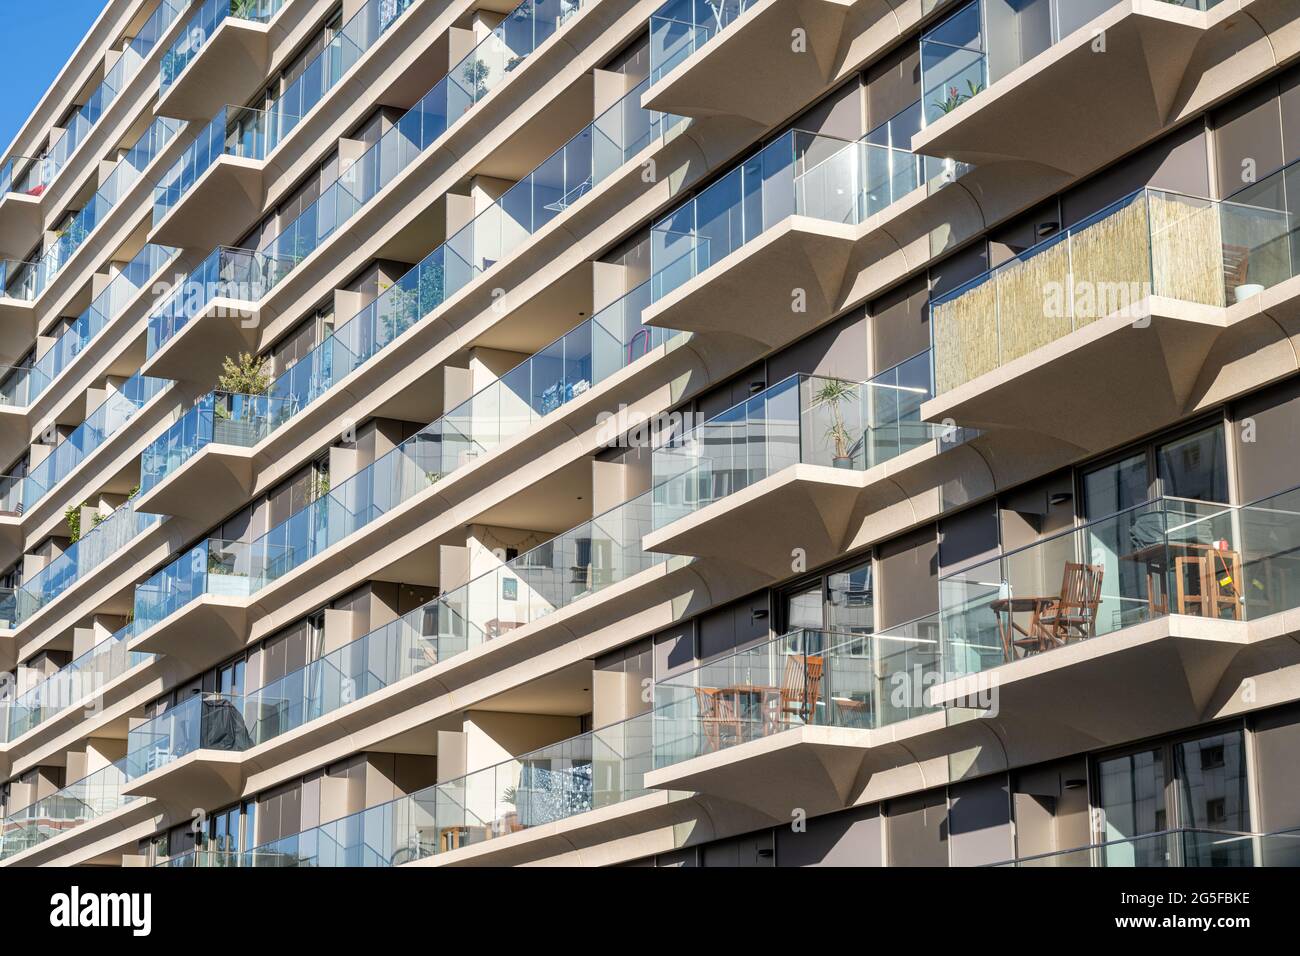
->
1157, 425, 1228, 504
1083, 452, 1148, 519
1174, 731, 1250, 848
1097, 748, 1168, 866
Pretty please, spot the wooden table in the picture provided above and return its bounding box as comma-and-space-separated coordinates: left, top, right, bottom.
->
1122, 541, 1242, 619
989, 595, 1058, 661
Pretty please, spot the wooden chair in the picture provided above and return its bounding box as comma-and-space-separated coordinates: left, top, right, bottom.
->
1222, 243, 1250, 294
1036, 563, 1105, 649
694, 687, 742, 752
778, 654, 824, 725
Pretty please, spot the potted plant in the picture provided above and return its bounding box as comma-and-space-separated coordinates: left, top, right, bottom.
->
214, 353, 271, 444
933, 79, 983, 116
812, 378, 860, 469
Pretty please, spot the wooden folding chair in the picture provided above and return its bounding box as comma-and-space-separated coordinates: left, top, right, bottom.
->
778, 654, 824, 725
694, 687, 742, 752
1037, 563, 1105, 649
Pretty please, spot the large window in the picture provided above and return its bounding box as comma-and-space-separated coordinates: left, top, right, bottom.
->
1095, 726, 1250, 866
779, 557, 873, 635
1081, 421, 1229, 519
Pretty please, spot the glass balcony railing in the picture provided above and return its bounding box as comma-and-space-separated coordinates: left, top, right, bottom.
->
145, 0, 600, 364
931, 162, 1300, 394
993, 828, 1300, 868
0, 156, 46, 198
0, 244, 178, 410
0, 474, 23, 518
0, 588, 14, 630
165, 614, 938, 869
132, 537, 253, 636
32, 118, 184, 297
140, 391, 294, 494
145, 279, 673, 496
653, 623, 940, 766
5, 0, 186, 199
258, 0, 592, 267
2, 623, 153, 743
152, 106, 291, 223
220, 710, 653, 867
13, 502, 162, 626
938, 496, 1243, 676
920, 0, 1223, 126
648, 0, 760, 83
161, 0, 284, 91
649, 115, 949, 302
651, 356, 940, 528
203, 478, 662, 756
255, 0, 415, 153
0, 759, 131, 861
0, 257, 39, 302
145, 246, 293, 356
125, 692, 251, 779
22, 373, 171, 512
142, 80, 676, 488
0, 367, 31, 408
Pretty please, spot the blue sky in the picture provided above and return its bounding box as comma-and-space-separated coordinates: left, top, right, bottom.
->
0, 0, 110, 152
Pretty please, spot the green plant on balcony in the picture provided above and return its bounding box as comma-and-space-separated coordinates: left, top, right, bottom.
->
933, 79, 983, 116
310, 472, 330, 502
230, 0, 262, 19
207, 547, 234, 575
377, 280, 416, 343
217, 353, 270, 400
64, 503, 84, 543
811, 378, 860, 469
463, 59, 491, 101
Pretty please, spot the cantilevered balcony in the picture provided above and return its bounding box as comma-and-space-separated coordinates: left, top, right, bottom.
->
141, 246, 292, 382
149, 106, 286, 248
645, 356, 947, 578
143, 0, 613, 390
134, 392, 284, 529
641, 114, 958, 349
137, 272, 675, 527
142, 77, 679, 492
156, 0, 288, 121
645, 0, 861, 127
0, 258, 39, 358
643, 624, 946, 819
0, 475, 22, 557
913, 0, 1226, 176
0, 759, 145, 866
127, 539, 252, 670
28, 117, 185, 307
0, 245, 178, 481
0, 0, 186, 253
0, 624, 154, 751
175, 622, 942, 868
245, 0, 422, 166
175, 710, 655, 867
20, 372, 171, 517
923, 164, 1300, 452
926, 489, 1300, 759
0, 156, 46, 258
121, 692, 251, 811
11, 500, 162, 631
251, 0, 599, 283
7, 244, 178, 417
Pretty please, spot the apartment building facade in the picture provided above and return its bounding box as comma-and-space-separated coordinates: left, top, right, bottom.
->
0, 0, 1297, 870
